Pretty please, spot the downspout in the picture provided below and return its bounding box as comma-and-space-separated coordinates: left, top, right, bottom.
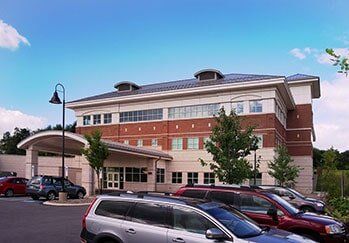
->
154, 157, 161, 192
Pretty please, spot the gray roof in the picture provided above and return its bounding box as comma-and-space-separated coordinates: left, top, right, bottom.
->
286, 74, 319, 82
69, 73, 284, 104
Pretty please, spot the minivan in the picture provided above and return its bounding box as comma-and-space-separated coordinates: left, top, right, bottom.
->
175, 185, 348, 242
80, 192, 314, 243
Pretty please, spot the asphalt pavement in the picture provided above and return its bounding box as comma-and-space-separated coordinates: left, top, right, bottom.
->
0, 196, 88, 243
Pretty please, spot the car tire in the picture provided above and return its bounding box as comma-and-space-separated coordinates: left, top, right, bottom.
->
31, 195, 39, 200
5, 189, 14, 197
77, 190, 84, 199
301, 206, 316, 213
46, 191, 56, 201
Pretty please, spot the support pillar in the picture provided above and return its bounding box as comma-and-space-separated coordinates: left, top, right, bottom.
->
25, 147, 38, 179
81, 156, 94, 196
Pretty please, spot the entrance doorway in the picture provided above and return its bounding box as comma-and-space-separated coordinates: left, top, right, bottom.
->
107, 172, 120, 189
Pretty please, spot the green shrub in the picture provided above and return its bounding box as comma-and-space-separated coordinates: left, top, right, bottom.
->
327, 197, 349, 223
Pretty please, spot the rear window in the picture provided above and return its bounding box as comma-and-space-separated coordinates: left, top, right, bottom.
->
95, 200, 133, 220
29, 177, 42, 185
182, 189, 207, 199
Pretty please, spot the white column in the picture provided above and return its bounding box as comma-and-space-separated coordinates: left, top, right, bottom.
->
25, 147, 38, 179
81, 155, 94, 196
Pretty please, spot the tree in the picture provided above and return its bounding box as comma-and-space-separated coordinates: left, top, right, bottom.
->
81, 130, 109, 194
325, 48, 349, 76
268, 145, 301, 187
319, 148, 340, 199
200, 107, 259, 184
0, 128, 31, 155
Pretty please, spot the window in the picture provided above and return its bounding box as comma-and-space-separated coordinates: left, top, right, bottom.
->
187, 172, 198, 184
232, 101, 244, 114
95, 200, 133, 220
204, 173, 215, 184
119, 109, 163, 123
172, 172, 182, 184
172, 207, 216, 235
130, 203, 168, 228
168, 103, 220, 119
187, 137, 199, 150
124, 140, 129, 145
125, 167, 147, 182
182, 189, 207, 199
255, 134, 263, 148
239, 194, 273, 214
208, 191, 237, 206
249, 173, 262, 186
137, 139, 143, 147
151, 138, 158, 147
171, 138, 183, 150
249, 100, 263, 113
104, 113, 112, 124
93, 114, 101, 125
156, 168, 165, 183
83, 115, 91, 126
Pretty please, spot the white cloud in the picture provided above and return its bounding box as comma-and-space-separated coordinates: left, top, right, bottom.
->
0, 19, 30, 50
0, 107, 46, 135
316, 48, 349, 65
290, 48, 307, 59
313, 74, 349, 151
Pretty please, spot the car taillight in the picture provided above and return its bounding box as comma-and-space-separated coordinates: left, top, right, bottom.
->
82, 197, 97, 229
40, 185, 45, 190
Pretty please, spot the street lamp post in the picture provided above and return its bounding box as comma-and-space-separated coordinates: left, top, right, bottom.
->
49, 83, 66, 199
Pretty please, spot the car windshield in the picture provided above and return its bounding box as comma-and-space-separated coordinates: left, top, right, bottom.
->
29, 177, 42, 185
288, 188, 306, 199
267, 193, 299, 215
0, 177, 8, 182
199, 202, 263, 238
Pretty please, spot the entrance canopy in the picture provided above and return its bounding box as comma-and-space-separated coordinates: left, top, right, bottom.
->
18, 130, 173, 160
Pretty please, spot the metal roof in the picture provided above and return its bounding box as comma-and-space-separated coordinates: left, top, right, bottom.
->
286, 74, 319, 82
68, 72, 285, 104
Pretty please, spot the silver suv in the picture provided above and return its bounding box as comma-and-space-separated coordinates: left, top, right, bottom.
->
80, 193, 314, 243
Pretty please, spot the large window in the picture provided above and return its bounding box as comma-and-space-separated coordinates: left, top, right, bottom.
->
104, 113, 112, 124
156, 168, 165, 183
83, 115, 91, 126
137, 139, 143, 147
171, 138, 183, 150
119, 109, 163, 123
172, 172, 182, 184
130, 203, 168, 228
204, 172, 215, 184
232, 101, 244, 114
151, 138, 158, 147
187, 172, 198, 184
249, 100, 263, 113
93, 114, 101, 125
187, 137, 199, 149
125, 167, 147, 182
168, 103, 220, 119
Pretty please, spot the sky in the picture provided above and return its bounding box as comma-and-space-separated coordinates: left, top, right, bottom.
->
0, 0, 349, 151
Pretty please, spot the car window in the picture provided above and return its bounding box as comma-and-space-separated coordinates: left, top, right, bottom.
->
13, 178, 22, 184
276, 188, 293, 198
181, 189, 207, 199
30, 177, 42, 185
130, 203, 168, 228
64, 180, 72, 187
52, 178, 62, 186
42, 177, 52, 184
240, 194, 273, 214
171, 206, 216, 235
208, 191, 237, 206
95, 200, 133, 220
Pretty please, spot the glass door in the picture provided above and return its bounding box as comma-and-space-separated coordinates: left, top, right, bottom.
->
107, 172, 120, 189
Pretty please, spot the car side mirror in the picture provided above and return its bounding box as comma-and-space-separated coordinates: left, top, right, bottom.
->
205, 228, 227, 240
267, 207, 278, 221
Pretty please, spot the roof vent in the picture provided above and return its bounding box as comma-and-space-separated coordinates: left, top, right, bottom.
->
114, 81, 140, 92
194, 69, 224, 81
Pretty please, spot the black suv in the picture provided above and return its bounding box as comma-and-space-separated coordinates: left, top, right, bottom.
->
26, 175, 86, 200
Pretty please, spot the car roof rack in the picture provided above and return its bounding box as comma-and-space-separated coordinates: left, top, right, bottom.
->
184, 183, 260, 192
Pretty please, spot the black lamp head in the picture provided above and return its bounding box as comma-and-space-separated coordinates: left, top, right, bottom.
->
49, 91, 62, 104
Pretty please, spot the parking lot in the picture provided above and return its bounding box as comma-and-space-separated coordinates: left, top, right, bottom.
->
0, 197, 88, 243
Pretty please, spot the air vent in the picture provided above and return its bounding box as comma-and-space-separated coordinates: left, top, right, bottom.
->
114, 81, 140, 93
194, 69, 224, 81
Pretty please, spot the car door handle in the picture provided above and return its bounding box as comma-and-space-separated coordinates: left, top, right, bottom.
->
172, 238, 185, 243
125, 228, 136, 234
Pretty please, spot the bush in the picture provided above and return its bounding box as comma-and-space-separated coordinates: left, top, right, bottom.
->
327, 197, 349, 224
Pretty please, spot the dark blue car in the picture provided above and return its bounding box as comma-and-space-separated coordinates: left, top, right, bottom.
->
26, 175, 86, 200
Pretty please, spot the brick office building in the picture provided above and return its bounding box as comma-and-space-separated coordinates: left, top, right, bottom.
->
63, 69, 320, 193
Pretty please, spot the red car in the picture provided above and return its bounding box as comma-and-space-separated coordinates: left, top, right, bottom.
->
0, 177, 28, 197
175, 185, 349, 243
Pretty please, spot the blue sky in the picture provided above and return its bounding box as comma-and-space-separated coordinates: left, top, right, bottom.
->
1, 0, 349, 150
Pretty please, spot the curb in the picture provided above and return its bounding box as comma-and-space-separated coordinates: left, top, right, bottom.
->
43, 201, 91, 207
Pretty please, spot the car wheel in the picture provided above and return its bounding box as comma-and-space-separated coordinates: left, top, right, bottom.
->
46, 191, 56, 201
5, 189, 14, 197
31, 195, 39, 200
301, 206, 316, 213
77, 191, 84, 199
